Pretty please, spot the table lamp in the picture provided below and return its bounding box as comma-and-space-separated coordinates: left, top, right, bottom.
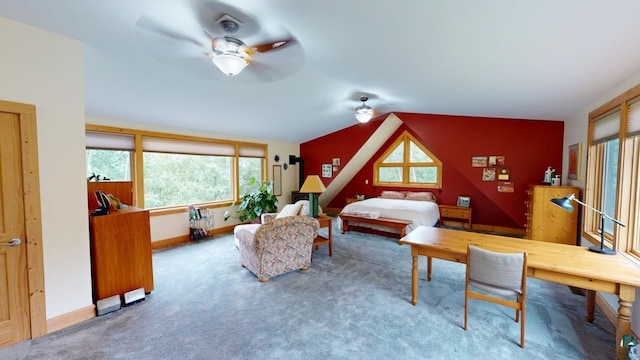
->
299, 175, 326, 218
550, 193, 625, 255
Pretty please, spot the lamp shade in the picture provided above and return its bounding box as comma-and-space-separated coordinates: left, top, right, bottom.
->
212, 54, 250, 76
299, 175, 326, 193
355, 105, 373, 123
210, 37, 252, 76
550, 193, 575, 212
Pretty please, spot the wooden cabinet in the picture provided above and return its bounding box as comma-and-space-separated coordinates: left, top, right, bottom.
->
525, 185, 579, 245
89, 207, 154, 301
439, 205, 473, 230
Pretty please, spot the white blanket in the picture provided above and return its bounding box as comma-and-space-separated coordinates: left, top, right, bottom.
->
338, 198, 440, 234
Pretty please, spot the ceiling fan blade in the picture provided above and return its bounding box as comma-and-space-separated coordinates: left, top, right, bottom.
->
252, 37, 295, 53
136, 16, 205, 48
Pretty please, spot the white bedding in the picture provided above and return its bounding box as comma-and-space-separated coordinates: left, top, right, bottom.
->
338, 198, 440, 235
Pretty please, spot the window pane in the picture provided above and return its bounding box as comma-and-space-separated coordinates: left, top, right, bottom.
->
409, 166, 437, 183
602, 138, 619, 235
143, 152, 232, 208
86, 149, 131, 180
409, 141, 432, 162
238, 157, 263, 195
383, 144, 404, 163
378, 167, 403, 182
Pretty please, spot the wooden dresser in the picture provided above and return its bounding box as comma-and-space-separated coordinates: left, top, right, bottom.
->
87, 181, 153, 301
89, 207, 154, 301
525, 184, 580, 245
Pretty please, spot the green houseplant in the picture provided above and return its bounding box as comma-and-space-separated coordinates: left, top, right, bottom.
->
224, 177, 278, 223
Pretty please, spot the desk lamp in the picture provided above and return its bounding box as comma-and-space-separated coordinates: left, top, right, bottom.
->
299, 175, 326, 218
550, 193, 625, 255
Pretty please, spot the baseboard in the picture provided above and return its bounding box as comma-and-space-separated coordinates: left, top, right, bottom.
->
47, 305, 95, 334
596, 293, 617, 327
151, 224, 236, 249
152, 235, 190, 249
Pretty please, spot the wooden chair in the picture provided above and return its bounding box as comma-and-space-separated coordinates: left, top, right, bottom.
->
464, 245, 528, 348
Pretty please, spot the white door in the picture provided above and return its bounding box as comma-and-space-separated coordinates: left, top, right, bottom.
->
0, 111, 30, 347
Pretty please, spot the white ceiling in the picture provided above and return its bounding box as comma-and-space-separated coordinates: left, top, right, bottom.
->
2, 1, 640, 143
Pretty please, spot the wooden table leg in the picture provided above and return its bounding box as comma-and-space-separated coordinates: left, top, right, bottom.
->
426, 256, 432, 281
586, 289, 595, 323
615, 286, 636, 358
411, 250, 418, 306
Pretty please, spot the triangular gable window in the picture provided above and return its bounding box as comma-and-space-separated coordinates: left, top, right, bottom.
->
374, 130, 442, 188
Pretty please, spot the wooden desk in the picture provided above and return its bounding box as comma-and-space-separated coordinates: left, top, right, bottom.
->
399, 226, 640, 356
313, 215, 333, 257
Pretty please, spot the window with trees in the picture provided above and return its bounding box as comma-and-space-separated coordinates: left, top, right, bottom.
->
85, 126, 266, 210
374, 130, 442, 188
585, 84, 640, 261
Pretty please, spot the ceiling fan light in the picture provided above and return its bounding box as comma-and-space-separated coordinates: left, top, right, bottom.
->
212, 53, 250, 76
210, 37, 252, 76
355, 105, 373, 123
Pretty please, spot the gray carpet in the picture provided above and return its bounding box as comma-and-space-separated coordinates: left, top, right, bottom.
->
1, 220, 617, 359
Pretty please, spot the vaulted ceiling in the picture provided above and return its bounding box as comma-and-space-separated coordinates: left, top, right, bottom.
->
2, 1, 640, 143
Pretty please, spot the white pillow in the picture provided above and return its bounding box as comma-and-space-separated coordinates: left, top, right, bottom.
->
275, 203, 303, 219
295, 200, 323, 216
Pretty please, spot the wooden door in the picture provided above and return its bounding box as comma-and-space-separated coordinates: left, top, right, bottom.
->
0, 111, 30, 346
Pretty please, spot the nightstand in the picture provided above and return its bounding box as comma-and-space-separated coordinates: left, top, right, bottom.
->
438, 205, 472, 230
313, 215, 333, 257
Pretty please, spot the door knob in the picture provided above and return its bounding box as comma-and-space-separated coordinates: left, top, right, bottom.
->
0, 238, 21, 246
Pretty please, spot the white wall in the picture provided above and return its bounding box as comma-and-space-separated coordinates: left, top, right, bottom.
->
85, 116, 300, 242
0, 14, 299, 324
563, 71, 640, 335
0, 17, 92, 318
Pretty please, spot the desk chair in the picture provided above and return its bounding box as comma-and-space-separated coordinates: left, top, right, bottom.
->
464, 245, 528, 348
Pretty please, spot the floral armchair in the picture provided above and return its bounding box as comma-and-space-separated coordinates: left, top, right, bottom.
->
235, 215, 319, 282
233, 200, 323, 248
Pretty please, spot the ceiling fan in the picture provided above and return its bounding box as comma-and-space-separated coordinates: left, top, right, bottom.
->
135, 3, 300, 79
205, 14, 294, 76
355, 95, 375, 123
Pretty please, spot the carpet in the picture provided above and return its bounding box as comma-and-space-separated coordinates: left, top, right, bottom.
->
0, 220, 617, 359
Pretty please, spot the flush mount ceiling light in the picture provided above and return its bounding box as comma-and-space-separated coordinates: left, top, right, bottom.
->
355, 96, 374, 123
209, 36, 252, 76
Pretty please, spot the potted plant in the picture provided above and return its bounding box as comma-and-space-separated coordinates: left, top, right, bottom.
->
224, 177, 278, 223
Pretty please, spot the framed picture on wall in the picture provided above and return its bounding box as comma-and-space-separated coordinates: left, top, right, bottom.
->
322, 164, 332, 178
457, 196, 471, 208
472, 156, 488, 167
497, 167, 510, 181
568, 143, 581, 180
497, 181, 515, 193
272, 165, 282, 196
482, 168, 496, 181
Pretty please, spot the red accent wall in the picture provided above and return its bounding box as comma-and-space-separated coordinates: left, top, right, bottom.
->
300, 112, 564, 229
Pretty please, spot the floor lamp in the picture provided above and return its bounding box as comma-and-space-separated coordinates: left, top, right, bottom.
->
299, 175, 326, 218
550, 193, 625, 255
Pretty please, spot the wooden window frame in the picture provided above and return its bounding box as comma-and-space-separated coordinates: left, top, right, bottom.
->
374, 130, 442, 189
586, 83, 640, 263
85, 125, 268, 213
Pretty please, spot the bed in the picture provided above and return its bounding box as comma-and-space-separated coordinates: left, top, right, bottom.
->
337, 191, 440, 238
